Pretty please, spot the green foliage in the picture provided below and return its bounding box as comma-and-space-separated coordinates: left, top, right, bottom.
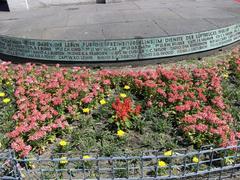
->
222, 52, 240, 131
0, 80, 16, 150
0, 50, 240, 157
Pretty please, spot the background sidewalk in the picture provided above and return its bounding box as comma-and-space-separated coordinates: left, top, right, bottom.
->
0, 0, 239, 40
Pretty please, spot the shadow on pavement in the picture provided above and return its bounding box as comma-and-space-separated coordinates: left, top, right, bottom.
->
0, 0, 10, 11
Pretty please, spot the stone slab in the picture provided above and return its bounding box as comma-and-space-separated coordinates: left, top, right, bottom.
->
0, 0, 240, 63
1, 0, 239, 40
154, 18, 218, 35
6, 0, 138, 12
6, 0, 29, 12
101, 20, 167, 39
0, 23, 239, 62
42, 25, 106, 40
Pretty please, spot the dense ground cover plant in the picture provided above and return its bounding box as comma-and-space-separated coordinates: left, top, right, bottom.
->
222, 48, 240, 133
0, 53, 239, 158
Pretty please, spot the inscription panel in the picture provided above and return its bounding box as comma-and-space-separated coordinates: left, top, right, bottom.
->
0, 24, 239, 62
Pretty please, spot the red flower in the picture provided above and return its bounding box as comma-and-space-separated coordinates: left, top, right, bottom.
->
134, 105, 142, 115
112, 98, 132, 121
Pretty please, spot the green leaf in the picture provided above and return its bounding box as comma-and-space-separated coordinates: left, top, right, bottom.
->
116, 122, 120, 129
108, 118, 114, 123
125, 120, 132, 129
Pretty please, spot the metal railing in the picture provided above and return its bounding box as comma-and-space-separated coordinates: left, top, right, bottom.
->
1, 142, 240, 179
0, 150, 19, 179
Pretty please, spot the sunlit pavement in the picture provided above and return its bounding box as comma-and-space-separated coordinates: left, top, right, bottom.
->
0, 0, 239, 40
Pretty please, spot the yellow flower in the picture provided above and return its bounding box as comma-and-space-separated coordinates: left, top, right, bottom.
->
100, 99, 107, 105
164, 150, 173, 156
83, 155, 91, 160
3, 98, 10, 104
6, 81, 11, 85
117, 130, 125, 137
120, 93, 127, 98
124, 85, 130, 90
59, 157, 68, 164
59, 140, 68, 147
0, 92, 5, 97
223, 73, 229, 79
82, 108, 90, 113
28, 162, 35, 169
158, 160, 167, 167
192, 156, 199, 163
225, 157, 234, 165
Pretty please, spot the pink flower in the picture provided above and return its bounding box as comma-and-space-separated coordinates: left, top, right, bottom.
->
69, 92, 79, 100
41, 125, 52, 132
193, 68, 208, 80
20, 145, 32, 158
182, 115, 197, 124
28, 130, 46, 141
158, 102, 164, 107
144, 80, 157, 88
157, 88, 167, 97
147, 101, 152, 107
195, 124, 208, 132
52, 97, 63, 106
103, 79, 111, 85
211, 96, 225, 109
81, 95, 93, 104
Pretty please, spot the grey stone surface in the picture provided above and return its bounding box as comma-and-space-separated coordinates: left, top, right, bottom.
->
154, 18, 218, 35
101, 20, 167, 39
42, 25, 105, 40
6, 0, 138, 12
206, 17, 240, 28
7, 0, 29, 12
171, 7, 236, 19
0, 0, 240, 40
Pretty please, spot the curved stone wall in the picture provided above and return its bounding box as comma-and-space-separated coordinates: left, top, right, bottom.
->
0, 23, 239, 62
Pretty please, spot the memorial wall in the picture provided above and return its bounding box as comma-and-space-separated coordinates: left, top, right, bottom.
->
0, 23, 239, 62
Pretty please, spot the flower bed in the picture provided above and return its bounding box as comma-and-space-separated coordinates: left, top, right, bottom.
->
0, 49, 240, 160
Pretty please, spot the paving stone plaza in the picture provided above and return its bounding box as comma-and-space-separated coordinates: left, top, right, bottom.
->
4, 0, 131, 12
0, 0, 240, 62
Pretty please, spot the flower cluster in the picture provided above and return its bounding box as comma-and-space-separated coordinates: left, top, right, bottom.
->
111, 96, 142, 129
3, 64, 91, 157
97, 64, 239, 148
112, 97, 141, 121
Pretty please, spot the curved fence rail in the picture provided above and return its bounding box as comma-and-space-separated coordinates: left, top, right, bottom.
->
1, 142, 240, 179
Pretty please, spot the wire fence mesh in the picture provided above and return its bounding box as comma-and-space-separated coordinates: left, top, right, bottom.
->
0, 150, 19, 179
1, 142, 240, 179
